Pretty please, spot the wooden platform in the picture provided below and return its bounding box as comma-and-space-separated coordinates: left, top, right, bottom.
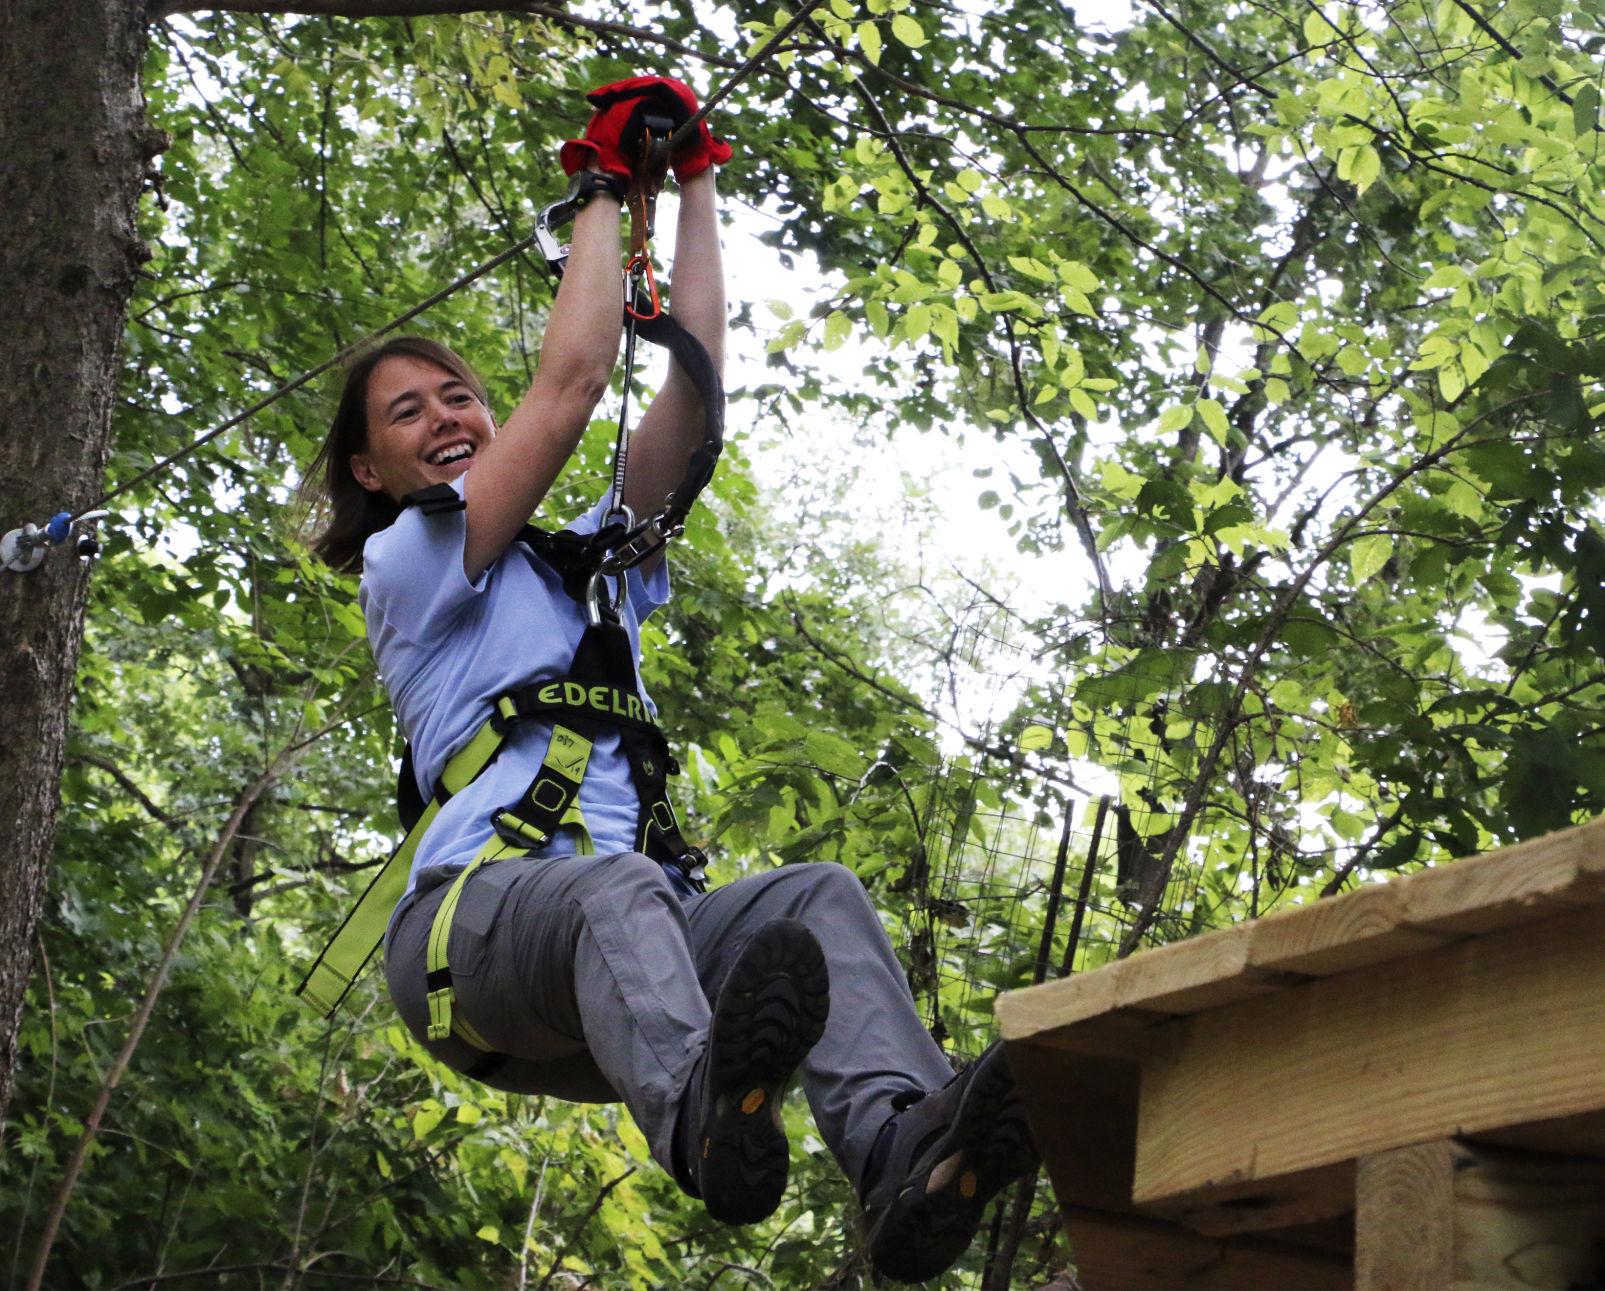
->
997, 817, 1605, 1289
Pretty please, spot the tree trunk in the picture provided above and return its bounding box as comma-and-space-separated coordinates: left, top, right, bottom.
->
0, 0, 153, 1125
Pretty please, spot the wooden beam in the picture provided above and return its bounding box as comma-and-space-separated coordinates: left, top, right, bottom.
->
1354, 1142, 1454, 1290
1003, 1037, 1141, 1212
1065, 1208, 1352, 1290
1149, 1161, 1355, 1239
1356, 1140, 1605, 1290
1131, 903, 1605, 1204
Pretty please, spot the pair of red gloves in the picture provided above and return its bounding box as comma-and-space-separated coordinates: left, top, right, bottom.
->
559, 75, 732, 185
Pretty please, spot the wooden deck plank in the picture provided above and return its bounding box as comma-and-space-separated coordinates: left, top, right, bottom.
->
1397, 817, 1605, 936
1248, 880, 1454, 978
1002, 820, 1605, 1061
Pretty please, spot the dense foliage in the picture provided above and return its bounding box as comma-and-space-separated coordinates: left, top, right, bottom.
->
4, 0, 1601, 1285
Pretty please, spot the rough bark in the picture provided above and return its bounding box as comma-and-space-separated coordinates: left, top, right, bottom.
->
0, 0, 152, 1125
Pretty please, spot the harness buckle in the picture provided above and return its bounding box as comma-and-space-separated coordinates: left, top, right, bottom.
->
493, 810, 550, 850
679, 847, 709, 891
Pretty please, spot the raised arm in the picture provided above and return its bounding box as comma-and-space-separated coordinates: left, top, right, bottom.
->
461, 189, 624, 579
622, 168, 726, 572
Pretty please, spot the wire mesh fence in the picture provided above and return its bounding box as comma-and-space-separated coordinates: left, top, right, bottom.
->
888, 590, 1260, 1288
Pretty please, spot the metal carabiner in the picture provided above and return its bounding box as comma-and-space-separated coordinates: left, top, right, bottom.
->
534, 194, 578, 278
624, 255, 661, 322
583, 566, 627, 627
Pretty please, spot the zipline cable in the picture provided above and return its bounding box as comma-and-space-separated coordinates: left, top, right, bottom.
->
85, 234, 540, 520
23, 0, 828, 545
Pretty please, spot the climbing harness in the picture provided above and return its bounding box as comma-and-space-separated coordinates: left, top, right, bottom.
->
298, 139, 726, 1046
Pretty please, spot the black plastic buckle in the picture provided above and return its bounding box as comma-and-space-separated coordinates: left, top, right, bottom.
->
678, 846, 709, 891
401, 483, 467, 515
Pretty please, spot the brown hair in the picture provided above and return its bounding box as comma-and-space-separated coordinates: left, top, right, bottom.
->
301, 336, 491, 574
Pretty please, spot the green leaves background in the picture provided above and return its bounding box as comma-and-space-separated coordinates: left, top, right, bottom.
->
5, 0, 1604, 1285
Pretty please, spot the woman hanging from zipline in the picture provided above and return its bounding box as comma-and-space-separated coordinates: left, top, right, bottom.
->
303, 77, 1036, 1283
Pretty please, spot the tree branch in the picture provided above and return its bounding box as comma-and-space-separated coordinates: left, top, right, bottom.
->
26, 716, 334, 1289
153, 0, 745, 74
533, 1168, 636, 1291
67, 751, 181, 828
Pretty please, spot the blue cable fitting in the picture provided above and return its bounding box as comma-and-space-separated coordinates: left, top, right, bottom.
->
47, 512, 73, 544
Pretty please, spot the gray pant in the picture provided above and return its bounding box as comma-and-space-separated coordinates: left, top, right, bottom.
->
386, 853, 955, 1190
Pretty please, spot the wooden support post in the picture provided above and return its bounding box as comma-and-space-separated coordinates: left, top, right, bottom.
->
1356, 1140, 1605, 1291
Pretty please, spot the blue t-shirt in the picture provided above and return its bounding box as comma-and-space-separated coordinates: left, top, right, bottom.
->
360, 479, 676, 898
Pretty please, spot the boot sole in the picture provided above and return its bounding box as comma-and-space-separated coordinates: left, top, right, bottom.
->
867, 1047, 1039, 1282
699, 919, 830, 1225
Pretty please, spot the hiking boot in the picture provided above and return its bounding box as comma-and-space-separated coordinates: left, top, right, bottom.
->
861, 1042, 1039, 1283
678, 918, 830, 1225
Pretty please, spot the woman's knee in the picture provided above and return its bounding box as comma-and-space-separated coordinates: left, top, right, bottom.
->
583, 850, 676, 900
780, 860, 875, 916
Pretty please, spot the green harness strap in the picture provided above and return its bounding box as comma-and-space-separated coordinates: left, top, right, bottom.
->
296, 708, 514, 1016
423, 725, 594, 1043
297, 707, 600, 1021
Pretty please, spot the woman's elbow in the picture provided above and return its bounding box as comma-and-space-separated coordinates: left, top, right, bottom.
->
546, 361, 611, 416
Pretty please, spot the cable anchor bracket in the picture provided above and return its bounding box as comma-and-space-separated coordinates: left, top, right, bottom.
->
2, 510, 111, 573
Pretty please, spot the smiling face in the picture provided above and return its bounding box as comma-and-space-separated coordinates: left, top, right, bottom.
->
349, 354, 496, 501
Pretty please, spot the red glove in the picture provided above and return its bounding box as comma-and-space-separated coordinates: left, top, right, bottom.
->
559, 75, 732, 184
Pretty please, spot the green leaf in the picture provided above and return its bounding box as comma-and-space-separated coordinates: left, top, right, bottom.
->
890, 13, 927, 46
1197, 398, 1230, 444
1303, 7, 1337, 44
1157, 404, 1193, 434
1350, 145, 1381, 194
857, 20, 882, 62
1349, 533, 1393, 583
1076, 650, 1196, 708
980, 192, 1013, 220
804, 730, 867, 779
978, 289, 1031, 312
1423, 265, 1467, 291
1062, 287, 1095, 316
412, 1101, 446, 1140
1574, 82, 1600, 136
1018, 723, 1055, 751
